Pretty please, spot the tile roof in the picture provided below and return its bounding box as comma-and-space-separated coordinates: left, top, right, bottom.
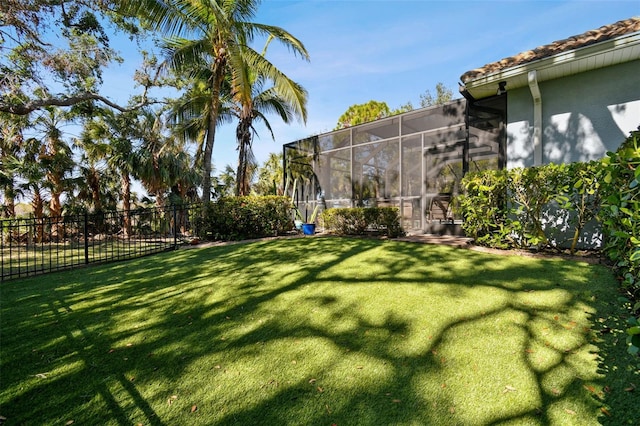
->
460, 17, 640, 83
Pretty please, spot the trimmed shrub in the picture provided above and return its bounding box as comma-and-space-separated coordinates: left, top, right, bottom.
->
322, 208, 367, 235
194, 196, 293, 241
458, 162, 601, 252
322, 207, 405, 238
457, 169, 512, 248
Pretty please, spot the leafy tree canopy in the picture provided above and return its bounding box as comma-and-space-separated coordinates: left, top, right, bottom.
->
334, 83, 455, 130
334, 100, 393, 130
419, 82, 454, 108
0, 0, 153, 115
398, 82, 455, 111
253, 152, 284, 196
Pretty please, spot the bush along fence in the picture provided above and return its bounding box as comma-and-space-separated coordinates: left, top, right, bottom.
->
458, 128, 640, 354
193, 196, 294, 241
1, 204, 199, 282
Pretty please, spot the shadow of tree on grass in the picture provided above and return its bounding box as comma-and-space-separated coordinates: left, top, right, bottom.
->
0, 237, 637, 425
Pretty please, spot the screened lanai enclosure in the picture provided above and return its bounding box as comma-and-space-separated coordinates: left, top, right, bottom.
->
284, 95, 506, 234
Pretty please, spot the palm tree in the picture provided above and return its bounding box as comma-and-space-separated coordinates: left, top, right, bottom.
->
228, 37, 307, 196
71, 153, 120, 215
33, 107, 75, 236
253, 152, 284, 196
80, 109, 139, 236
231, 69, 306, 196
72, 136, 120, 215
15, 137, 48, 243
212, 165, 237, 199
135, 108, 176, 211
120, 0, 309, 203
0, 112, 29, 218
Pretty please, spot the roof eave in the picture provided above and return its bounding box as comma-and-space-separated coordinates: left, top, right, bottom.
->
461, 32, 640, 100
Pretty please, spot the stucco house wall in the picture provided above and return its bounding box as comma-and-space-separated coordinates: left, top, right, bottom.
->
507, 59, 640, 168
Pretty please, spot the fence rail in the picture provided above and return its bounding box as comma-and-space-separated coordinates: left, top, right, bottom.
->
1, 204, 201, 282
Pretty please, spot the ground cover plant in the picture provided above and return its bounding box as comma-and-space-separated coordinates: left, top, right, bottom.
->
1, 238, 638, 425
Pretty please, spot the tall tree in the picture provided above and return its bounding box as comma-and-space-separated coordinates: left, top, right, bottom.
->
419, 82, 454, 108
334, 100, 392, 130
212, 165, 237, 199
135, 108, 177, 210
377, 82, 457, 115
72, 158, 117, 214
122, 0, 309, 203
167, 70, 225, 177
168, 150, 200, 204
33, 108, 75, 233
14, 137, 48, 242
72, 134, 121, 215
253, 152, 284, 196
231, 38, 307, 196
80, 109, 139, 236
0, 112, 29, 218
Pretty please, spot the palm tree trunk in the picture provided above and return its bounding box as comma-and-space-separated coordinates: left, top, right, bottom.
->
89, 169, 102, 214
201, 68, 226, 204
47, 166, 64, 238
121, 175, 132, 237
49, 191, 62, 238
2, 187, 15, 218
32, 191, 44, 243
155, 192, 166, 211
201, 114, 215, 204
236, 118, 252, 196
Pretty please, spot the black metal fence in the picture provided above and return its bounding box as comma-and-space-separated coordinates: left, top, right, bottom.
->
1, 204, 201, 282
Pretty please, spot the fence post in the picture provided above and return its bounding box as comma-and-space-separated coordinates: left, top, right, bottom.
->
173, 204, 178, 249
84, 211, 89, 265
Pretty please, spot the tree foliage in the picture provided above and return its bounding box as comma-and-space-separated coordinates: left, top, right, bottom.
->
121, 0, 309, 203
458, 162, 602, 251
334, 100, 392, 130
0, 0, 153, 115
419, 82, 454, 108
253, 152, 284, 196
230, 38, 307, 196
599, 128, 640, 298
334, 83, 456, 130
2, 0, 308, 216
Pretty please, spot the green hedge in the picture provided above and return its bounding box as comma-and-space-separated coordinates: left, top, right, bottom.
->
194, 196, 293, 241
321, 207, 405, 238
458, 162, 601, 251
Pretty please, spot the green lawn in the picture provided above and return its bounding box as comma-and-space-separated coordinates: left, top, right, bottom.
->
1, 237, 638, 425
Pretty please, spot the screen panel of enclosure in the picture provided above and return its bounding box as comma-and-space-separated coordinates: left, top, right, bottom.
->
284, 95, 506, 233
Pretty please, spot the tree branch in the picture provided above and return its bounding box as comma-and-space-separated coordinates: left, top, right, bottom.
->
0, 93, 156, 115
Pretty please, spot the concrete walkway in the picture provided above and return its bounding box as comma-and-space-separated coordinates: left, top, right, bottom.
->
397, 233, 474, 249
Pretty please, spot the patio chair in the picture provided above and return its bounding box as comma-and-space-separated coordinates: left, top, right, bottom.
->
428, 193, 453, 223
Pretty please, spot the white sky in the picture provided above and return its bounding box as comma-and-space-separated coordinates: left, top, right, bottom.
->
100, 0, 640, 176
